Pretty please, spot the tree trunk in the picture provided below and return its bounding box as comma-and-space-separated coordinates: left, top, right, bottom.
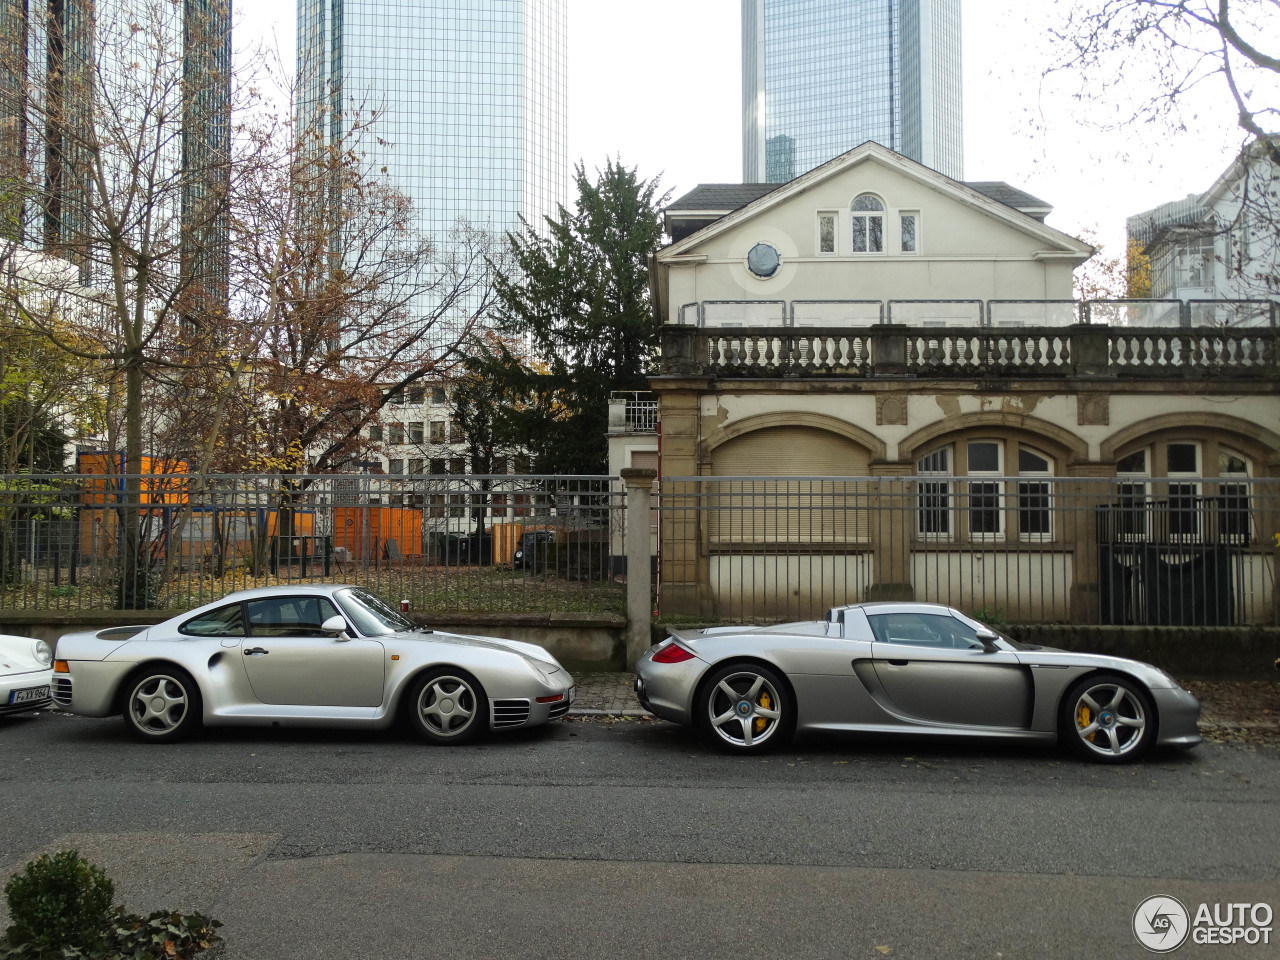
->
116, 355, 148, 608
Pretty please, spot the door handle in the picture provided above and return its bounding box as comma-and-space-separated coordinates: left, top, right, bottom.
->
244, 647, 269, 656
888, 659, 909, 666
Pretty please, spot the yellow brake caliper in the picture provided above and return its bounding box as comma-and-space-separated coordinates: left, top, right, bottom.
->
1076, 704, 1095, 742
755, 690, 772, 735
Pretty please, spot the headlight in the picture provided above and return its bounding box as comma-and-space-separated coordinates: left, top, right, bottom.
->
33, 640, 52, 667
525, 659, 550, 683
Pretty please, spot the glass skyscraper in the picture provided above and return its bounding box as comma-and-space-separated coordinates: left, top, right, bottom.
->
743, 0, 963, 182
0, 0, 230, 305
298, 0, 568, 266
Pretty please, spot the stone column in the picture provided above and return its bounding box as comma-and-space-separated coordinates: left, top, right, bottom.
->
866, 461, 916, 601
1066, 462, 1117, 624
621, 467, 657, 668
649, 380, 709, 618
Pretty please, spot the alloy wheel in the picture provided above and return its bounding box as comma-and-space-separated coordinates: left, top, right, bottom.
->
128, 674, 190, 737
416, 674, 478, 740
706, 670, 784, 749
1070, 680, 1148, 759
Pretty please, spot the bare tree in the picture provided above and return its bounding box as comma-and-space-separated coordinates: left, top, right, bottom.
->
220, 101, 505, 477
1046, 1, 1280, 297
0, 0, 255, 605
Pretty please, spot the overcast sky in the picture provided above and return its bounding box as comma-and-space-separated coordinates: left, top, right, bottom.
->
235, 0, 1254, 260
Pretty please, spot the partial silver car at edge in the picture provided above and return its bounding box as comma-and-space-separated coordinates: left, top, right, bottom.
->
53, 585, 574, 743
635, 602, 1201, 763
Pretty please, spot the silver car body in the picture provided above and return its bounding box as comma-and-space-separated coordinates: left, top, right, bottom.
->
53, 585, 574, 733
635, 602, 1200, 752
1, 633, 54, 715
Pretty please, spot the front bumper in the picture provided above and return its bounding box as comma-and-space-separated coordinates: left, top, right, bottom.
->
489, 682, 575, 730
0, 668, 53, 715
1153, 685, 1202, 749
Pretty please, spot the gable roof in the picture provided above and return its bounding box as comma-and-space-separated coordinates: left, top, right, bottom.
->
666, 183, 781, 212
660, 141, 1092, 260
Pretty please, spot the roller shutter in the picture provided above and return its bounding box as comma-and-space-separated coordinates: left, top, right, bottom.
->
709, 426, 871, 543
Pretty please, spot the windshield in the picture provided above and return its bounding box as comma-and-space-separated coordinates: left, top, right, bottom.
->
335, 588, 416, 636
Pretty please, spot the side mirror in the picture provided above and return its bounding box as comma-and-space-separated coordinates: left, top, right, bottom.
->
321, 615, 352, 642
975, 628, 1000, 653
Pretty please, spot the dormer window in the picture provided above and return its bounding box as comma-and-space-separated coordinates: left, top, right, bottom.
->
851, 194, 884, 253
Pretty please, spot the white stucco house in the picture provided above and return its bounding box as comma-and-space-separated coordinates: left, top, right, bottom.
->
1129, 135, 1279, 316
648, 142, 1280, 626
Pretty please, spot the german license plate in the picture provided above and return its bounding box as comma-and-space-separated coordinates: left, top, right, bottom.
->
8, 685, 49, 704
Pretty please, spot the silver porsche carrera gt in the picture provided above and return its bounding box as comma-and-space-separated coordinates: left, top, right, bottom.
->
634, 602, 1201, 763
52, 585, 574, 743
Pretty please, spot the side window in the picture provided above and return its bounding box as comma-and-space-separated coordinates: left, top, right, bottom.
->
817, 211, 837, 255
246, 597, 340, 637
868, 613, 980, 650
181, 603, 245, 638
900, 211, 919, 254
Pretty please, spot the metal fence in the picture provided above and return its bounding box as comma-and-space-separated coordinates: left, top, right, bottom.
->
0, 474, 626, 615
6, 472, 1279, 629
658, 476, 1280, 626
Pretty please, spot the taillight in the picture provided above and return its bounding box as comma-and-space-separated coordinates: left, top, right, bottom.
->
652, 641, 696, 664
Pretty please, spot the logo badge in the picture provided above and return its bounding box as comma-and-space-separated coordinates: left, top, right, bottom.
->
1133, 895, 1190, 953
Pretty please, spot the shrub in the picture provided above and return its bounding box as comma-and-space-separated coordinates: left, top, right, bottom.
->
3, 851, 114, 954
1, 853, 221, 960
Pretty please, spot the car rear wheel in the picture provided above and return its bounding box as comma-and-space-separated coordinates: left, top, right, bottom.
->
1061, 673, 1155, 763
697, 662, 793, 754
123, 666, 201, 742
407, 669, 487, 745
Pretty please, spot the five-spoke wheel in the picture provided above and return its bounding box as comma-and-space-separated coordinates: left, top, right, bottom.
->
1061, 674, 1155, 763
408, 669, 487, 745
697, 663, 793, 753
123, 667, 201, 742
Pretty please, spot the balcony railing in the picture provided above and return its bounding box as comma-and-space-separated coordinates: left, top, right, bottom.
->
659, 299, 1279, 379
660, 325, 1279, 379
608, 391, 659, 433
673, 298, 1279, 329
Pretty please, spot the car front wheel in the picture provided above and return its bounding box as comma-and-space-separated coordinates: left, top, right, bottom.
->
1061, 673, 1155, 763
407, 669, 487, 745
123, 666, 201, 742
697, 662, 793, 754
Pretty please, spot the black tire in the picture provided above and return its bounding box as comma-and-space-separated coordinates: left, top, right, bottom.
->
1060, 673, 1155, 763
122, 665, 202, 743
406, 668, 488, 745
696, 662, 794, 754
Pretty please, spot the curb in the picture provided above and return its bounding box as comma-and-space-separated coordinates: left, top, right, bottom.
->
567, 707, 650, 718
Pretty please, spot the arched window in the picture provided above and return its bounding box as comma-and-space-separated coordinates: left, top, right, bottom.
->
916, 439, 1058, 542
851, 194, 884, 253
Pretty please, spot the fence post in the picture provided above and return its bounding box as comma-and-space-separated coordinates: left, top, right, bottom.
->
621, 468, 657, 669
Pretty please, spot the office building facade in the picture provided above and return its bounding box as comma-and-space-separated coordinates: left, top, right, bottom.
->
298, 0, 568, 260
0, 0, 230, 306
743, 0, 963, 182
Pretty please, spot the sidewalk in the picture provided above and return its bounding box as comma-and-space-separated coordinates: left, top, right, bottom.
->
570, 672, 648, 716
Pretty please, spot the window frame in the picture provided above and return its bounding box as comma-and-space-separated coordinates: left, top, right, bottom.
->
964, 439, 1005, 542
851, 193, 885, 255
816, 210, 838, 256
916, 444, 953, 541
899, 209, 921, 255
1015, 446, 1054, 543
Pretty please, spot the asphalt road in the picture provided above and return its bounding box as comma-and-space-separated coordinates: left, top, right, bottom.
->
2, 711, 1278, 959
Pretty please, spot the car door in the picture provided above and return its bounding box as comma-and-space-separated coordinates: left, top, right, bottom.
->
240, 596, 385, 707
865, 611, 1032, 728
